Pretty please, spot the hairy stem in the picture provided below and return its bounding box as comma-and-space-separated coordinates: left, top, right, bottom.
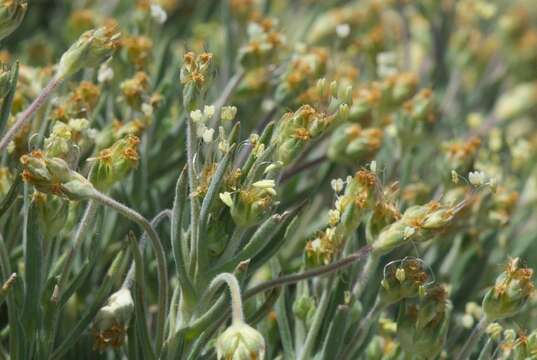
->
123, 209, 172, 289
244, 245, 372, 300
0, 75, 63, 152
456, 317, 488, 360
209, 273, 244, 324
89, 190, 169, 353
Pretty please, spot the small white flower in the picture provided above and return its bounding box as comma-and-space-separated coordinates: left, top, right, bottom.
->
150, 3, 167, 24
190, 109, 203, 123
403, 226, 416, 239
328, 209, 340, 225
204, 105, 215, 118
461, 313, 474, 329
330, 178, 344, 193
219, 192, 233, 207
97, 63, 114, 83
142, 103, 153, 117
468, 171, 487, 187
68, 118, 89, 132
202, 127, 215, 143
221, 106, 237, 121
252, 179, 276, 189
336, 23, 351, 38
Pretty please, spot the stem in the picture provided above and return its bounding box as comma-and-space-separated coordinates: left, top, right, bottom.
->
209, 273, 244, 324
280, 155, 327, 183
0, 75, 63, 152
89, 190, 169, 353
244, 245, 372, 300
476, 338, 493, 360
123, 209, 172, 289
456, 317, 488, 360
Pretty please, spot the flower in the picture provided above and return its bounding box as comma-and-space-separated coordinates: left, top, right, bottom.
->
468, 170, 487, 187
93, 288, 134, 352
57, 26, 121, 78
0, 0, 27, 41
216, 321, 266, 360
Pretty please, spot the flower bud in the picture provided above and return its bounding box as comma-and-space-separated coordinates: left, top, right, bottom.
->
396, 285, 451, 358
0, 0, 27, 41
379, 258, 430, 305
89, 135, 140, 191
482, 257, 534, 321
273, 105, 336, 165
327, 124, 383, 165
20, 151, 95, 200
93, 288, 134, 352
180, 51, 213, 110
292, 295, 315, 321
337, 170, 378, 236
512, 328, 537, 358
238, 20, 285, 70
226, 182, 277, 227
216, 322, 266, 360
57, 26, 121, 78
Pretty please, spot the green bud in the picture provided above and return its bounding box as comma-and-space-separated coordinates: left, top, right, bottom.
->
482, 257, 534, 321
396, 286, 451, 358
20, 151, 95, 200
238, 21, 285, 70
216, 322, 266, 360
180, 51, 213, 110
273, 105, 336, 165
89, 135, 140, 191
292, 295, 315, 321
0, 0, 27, 41
327, 124, 383, 166
57, 26, 120, 78
512, 329, 537, 359
379, 258, 430, 306
93, 288, 134, 352
229, 182, 277, 227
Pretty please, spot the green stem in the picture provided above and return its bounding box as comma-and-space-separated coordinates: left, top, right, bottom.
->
123, 209, 171, 289
89, 190, 169, 353
244, 245, 372, 300
0, 75, 64, 152
208, 273, 244, 324
476, 338, 493, 360
455, 317, 488, 360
